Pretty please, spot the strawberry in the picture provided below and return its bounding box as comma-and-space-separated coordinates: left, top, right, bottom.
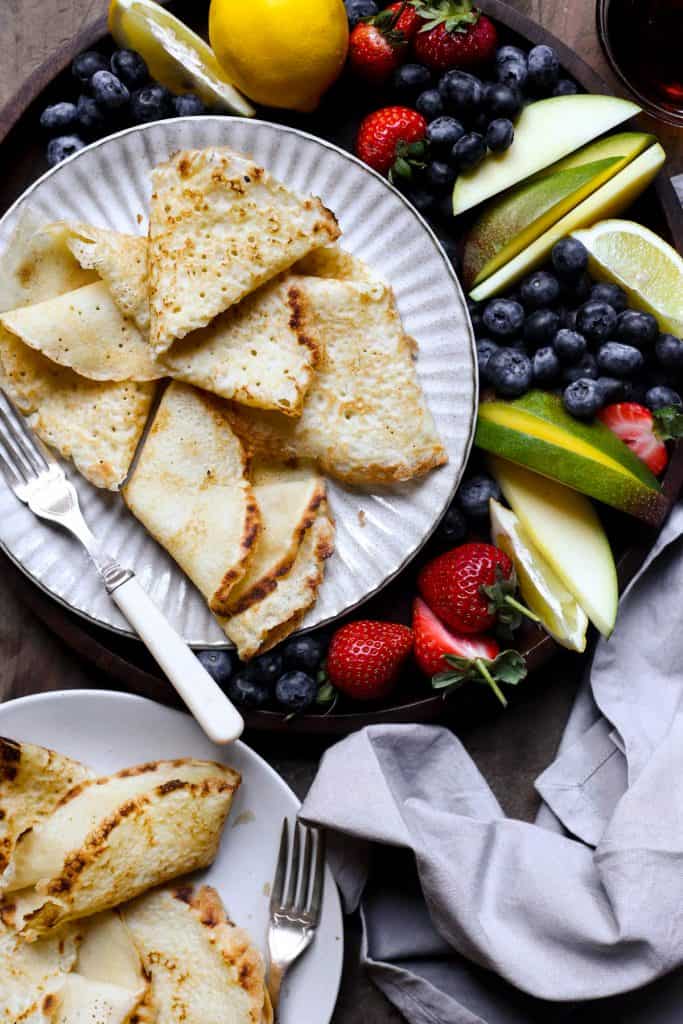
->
348, 3, 414, 84
411, 0, 498, 71
355, 105, 427, 177
598, 403, 669, 475
412, 598, 525, 706
418, 542, 537, 634
326, 620, 414, 700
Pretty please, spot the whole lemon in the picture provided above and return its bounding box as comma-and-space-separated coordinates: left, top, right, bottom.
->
209, 0, 349, 113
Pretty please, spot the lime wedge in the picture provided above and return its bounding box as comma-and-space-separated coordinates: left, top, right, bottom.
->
572, 218, 683, 336
109, 0, 254, 116
489, 499, 588, 652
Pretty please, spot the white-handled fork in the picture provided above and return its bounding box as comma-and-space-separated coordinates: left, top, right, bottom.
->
0, 391, 244, 744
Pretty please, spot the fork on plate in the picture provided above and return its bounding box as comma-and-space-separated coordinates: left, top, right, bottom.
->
0, 390, 244, 744
267, 818, 326, 1017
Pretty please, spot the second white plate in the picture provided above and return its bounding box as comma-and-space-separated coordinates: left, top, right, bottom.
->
0, 117, 477, 645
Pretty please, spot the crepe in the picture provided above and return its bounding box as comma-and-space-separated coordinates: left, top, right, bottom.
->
0, 738, 94, 886
147, 147, 340, 353
293, 244, 379, 284
0, 280, 162, 382
0, 327, 156, 490
124, 884, 272, 1024
123, 381, 260, 613
0, 213, 96, 313
0, 757, 240, 941
223, 458, 326, 616
227, 277, 448, 485
221, 504, 334, 660
160, 274, 320, 415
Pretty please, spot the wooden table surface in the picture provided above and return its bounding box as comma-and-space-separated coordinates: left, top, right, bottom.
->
0, 3, 680, 1023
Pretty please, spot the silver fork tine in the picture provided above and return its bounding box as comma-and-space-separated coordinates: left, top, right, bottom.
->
270, 819, 289, 914
308, 827, 326, 924
0, 442, 27, 492
283, 821, 301, 909
0, 398, 50, 473
0, 407, 38, 480
297, 824, 314, 911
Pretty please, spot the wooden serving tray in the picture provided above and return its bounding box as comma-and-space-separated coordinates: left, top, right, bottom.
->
1, 0, 681, 734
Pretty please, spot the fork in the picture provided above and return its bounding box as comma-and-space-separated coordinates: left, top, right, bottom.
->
0, 391, 244, 744
267, 818, 326, 1017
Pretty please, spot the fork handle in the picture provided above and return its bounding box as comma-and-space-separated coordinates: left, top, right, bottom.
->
267, 960, 286, 1019
110, 576, 244, 744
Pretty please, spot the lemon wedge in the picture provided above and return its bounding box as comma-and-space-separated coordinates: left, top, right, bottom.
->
109, 0, 254, 116
489, 499, 588, 652
572, 218, 683, 336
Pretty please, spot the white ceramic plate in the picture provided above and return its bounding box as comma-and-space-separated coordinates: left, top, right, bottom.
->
0, 689, 344, 1023
0, 117, 477, 645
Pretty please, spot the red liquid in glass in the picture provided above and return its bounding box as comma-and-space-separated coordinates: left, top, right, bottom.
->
606, 0, 683, 114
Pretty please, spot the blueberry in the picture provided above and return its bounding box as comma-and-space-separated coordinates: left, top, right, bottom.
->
519, 270, 560, 309
46, 135, 85, 167
552, 78, 578, 96
458, 474, 501, 518
563, 353, 598, 383
468, 300, 485, 337
483, 297, 524, 338
76, 94, 104, 134
130, 84, 173, 122
533, 345, 561, 385
595, 376, 624, 403
425, 159, 457, 192
472, 110, 490, 134
40, 102, 78, 134
561, 309, 578, 332
563, 378, 602, 419
655, 333, 683, 370
196, 649, 237, 688
451, 131, 486, 171
553, 328, 587, 364
438, 504, 467, 545
282, 634, 326, 673
487, 347, 533, 397
589, 281, 628, 312
526, 44, 560, 94
485, 118, 514, 153
110, 49, 148, 89
495, 58, 528, 91
416, 89, 444, 121
576, 300, 618, 343
171, 93, 205, 116
250, 650, 284, 685
345, 0, 378, 25
597, 341, 644, 376
227, 671, 271, 709
495, 45, 527, 66
275, 671, 317, 712
484, 83, 522, 119
551, 237, 588, 278
392, 63, 432, 98
560, 270, 591, 304
646, 385, 682, 410
404, 185, 436, 215
90, 70, 130, 110
615, 309, 659, 348
524, 308, 560, 347
476, 338, 499, 382
439, 71, 483, 115
72, 50, 109, 84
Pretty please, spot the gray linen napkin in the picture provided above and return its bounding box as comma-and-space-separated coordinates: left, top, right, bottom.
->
302, 502, 683, 1022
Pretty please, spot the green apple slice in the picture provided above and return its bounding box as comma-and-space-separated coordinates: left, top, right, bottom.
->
469, 142, 665, 302
475, 390, 666, 523
452, 94, 640, 217
489, 499, 588, 651
490, 459, 618, 637
463, 132, 655, 288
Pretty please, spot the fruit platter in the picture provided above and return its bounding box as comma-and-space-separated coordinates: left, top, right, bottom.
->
0, 0, 681, 734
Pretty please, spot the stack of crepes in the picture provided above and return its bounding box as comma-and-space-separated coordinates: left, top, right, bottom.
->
0, 736, 271, 1023
0, 147, 447, 659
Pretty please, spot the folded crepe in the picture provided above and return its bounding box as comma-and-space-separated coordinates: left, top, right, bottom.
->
227, 277, 448, 485
221, 503, 334, 660
0, 327, 156, 490
160, 274, 321, 415
0, 281, 162, 382
0, 214, 96, 313
147, 147, 340, 353
123, 381, 260, 613
0, 758, 240, 941
293, 244, 378, 284
124, 884, 272, 1024
223, 457, 326, 617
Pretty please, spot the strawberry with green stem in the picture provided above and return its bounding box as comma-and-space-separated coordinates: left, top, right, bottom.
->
411, 0, 499, 72
355, 105, 428, 179
348, 1, 415, 83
